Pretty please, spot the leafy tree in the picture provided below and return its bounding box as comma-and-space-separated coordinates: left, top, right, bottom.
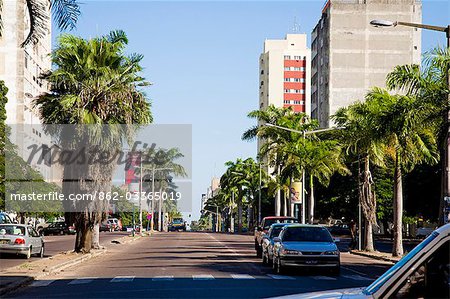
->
34, 31, 152, 253
0, 80, 7, 210
367, 88, 438, 256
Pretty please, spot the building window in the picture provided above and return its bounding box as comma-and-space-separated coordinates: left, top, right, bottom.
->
300, 78, 305, 83
284, 55, 291, 60
25, 54, 28, 69
284, 78, 291, 82
300, 67, 305, 71
284, 100, 290, 104
260, 70, 264, 75
260, 81, 264, 86
294, 55, 301, 60
284, 67, 291, 71
300, 89, 305, 94
284, 89, 290, 93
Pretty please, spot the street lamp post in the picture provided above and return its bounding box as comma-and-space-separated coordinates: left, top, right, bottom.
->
370, 19, 450, 224
264, 123, 343, 224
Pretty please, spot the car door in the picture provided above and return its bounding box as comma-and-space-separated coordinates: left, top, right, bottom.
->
27, 227, 38, 254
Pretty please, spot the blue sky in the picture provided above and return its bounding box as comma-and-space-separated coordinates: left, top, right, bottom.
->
53, 0, 449, 220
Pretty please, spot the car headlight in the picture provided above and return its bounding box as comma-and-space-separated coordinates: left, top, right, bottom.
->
281, 249, 302, 256
322, 250, 339, 255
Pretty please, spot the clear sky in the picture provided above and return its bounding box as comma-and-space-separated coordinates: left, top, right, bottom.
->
53, 0, 449, 221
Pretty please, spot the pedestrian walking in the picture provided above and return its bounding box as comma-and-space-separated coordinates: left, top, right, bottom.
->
349, 219, 357, 250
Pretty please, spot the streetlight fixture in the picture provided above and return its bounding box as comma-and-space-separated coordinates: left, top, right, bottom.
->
370, 19, 450, 224
263, 123, 344, 224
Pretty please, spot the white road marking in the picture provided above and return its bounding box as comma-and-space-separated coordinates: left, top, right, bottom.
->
68, 277, 97, 285
110, 276, 135, 282
192, 274, 215, 280
231, 274, 255, 279
311, 276, 337, 281
152, 276, 174, 281
30, 280, 55, 287
267, 274, 296, 280
342, 274, 373, 281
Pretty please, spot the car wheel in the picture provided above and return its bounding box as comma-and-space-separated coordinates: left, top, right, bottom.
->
262, 251, 267, 265
24, 247, 31, 259
39, 245, 44, 258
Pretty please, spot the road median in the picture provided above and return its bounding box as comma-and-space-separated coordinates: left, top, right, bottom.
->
349, 249, 402, 264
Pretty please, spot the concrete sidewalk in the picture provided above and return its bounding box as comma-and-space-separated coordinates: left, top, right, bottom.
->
349, 249, 402, 263
0, 234, 141, 296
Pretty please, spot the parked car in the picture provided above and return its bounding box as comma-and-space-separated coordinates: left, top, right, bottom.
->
0, 224, 44, 258
255, 216, 298, 257
100, 222, 112, 232
0, 212, 13, 224
273, 224, 450, 299
42, 222, 76, 235
107, 218, 121, 231
327, 223, 351, 236
272, 224, 340, 275
262, 223, 293, 266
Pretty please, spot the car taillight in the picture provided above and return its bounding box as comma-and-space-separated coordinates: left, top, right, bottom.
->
14, 238, 25, 245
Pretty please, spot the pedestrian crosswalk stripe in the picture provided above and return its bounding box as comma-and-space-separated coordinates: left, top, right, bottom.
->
267, 274, 296, 280
68, 277, 97, 285
152, 276, 174, 281
30, 280, 55, 287
110, 276, 135, 282
342, 274, 373, 281
311, 276, 337, 281
193, 274, 215, 280
231, 274, 255, 279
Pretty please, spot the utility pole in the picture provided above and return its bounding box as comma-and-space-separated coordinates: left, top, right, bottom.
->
150, 165, 155, 232
139, 152, 143, 235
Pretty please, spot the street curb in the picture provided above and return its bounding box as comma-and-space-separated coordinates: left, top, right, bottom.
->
349, 250, 400, 263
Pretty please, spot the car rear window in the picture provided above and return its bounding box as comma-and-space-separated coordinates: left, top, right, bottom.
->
0, 225, 26, 236
282, 227, 333, 242
264, 219, 297, 230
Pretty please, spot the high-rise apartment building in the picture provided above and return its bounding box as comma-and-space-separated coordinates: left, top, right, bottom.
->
311, 0, 422, 128
259, 34, 311, 115
0, 0, 60, 183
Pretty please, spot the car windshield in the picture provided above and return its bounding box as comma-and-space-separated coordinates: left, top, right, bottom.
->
0, 225, 26, 236
264, 219, 297, 230
270, 226, 284, 238
173, 219, 183, 224
363, 231, 439, 295
282, 227, 333, 242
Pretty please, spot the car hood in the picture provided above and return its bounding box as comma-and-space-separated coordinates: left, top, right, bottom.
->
282, 242, 337, 252
267, 287, 367, 299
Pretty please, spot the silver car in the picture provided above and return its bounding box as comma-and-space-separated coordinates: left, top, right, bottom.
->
272, 224, 340, 275
262, 223, 292, 266
0, 224, 44, 259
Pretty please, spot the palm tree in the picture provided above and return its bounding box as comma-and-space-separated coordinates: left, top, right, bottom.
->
0, 0, 81, 47
366, 87, 438, 256
386, 47, 449, 225
333, 100, 386, 252
33, 31, 152, 253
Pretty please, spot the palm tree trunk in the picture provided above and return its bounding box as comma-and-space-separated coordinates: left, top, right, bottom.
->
237, 200, 243, 233
275, 189, 281, 216
283, 192, 288, 216
309, 175, 314, 224
91, 222, 100, 249
393, 152, 404, 257
364, 219, 374, 252
363, 157, 375, 252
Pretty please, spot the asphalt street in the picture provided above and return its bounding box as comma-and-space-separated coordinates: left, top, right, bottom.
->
7, 232, 394, 299
0, 231, 129, 271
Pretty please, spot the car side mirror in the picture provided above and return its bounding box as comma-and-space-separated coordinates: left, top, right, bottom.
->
333, 237, 340, 243
273, 237, 281, 243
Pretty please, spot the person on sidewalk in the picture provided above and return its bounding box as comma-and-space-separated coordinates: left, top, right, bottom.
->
349, 219, 357, 250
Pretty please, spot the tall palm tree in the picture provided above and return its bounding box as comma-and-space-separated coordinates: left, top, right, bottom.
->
33, 31, 152, 253
0, 0, 81, 47
386, 47, 449, 225
333, 100, 386, 252
367, 88, 438, 256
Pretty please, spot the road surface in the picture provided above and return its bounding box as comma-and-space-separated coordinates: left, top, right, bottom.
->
8, 232, 393, 298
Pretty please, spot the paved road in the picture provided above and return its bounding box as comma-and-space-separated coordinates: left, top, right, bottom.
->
8, 232, 393, 299
0, 231, 129, 271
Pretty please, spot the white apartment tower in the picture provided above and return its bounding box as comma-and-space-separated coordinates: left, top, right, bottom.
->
311, 0, 422, 128
0, 0, 60, 183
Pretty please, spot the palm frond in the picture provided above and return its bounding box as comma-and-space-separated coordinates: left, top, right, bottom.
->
22, 0, 49, 47
51, 0, 80, 31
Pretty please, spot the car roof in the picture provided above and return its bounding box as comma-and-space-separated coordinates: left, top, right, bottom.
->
270, 223, 293, 228
264, 216, 296, 220
284, 224, 325, 228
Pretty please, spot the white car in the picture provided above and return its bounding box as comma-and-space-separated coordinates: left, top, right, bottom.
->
0, 224, 44, 259
271, 223, 450, 299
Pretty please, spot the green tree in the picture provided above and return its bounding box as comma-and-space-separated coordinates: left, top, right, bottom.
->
0, 80, 8, 210
0, 0, 81, 47
33, 31, 152, 253
367, 88, 438, 256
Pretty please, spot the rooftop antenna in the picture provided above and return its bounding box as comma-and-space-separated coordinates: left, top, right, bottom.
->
291, 16, 300, 33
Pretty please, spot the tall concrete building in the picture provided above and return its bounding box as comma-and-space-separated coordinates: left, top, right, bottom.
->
311, 0, 422, 128
0, 0, 60, 183
259, 34, 312, 115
